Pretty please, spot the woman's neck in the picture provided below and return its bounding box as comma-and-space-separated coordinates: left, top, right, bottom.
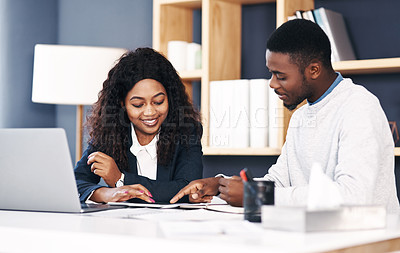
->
135, 130, 157, 146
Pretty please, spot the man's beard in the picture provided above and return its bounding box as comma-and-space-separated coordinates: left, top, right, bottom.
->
284, 102, 300, 111
283, 76, 311, 111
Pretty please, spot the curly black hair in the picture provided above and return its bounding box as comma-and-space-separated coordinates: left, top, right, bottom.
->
86, 47, 202, 171
267, 19, 333, 73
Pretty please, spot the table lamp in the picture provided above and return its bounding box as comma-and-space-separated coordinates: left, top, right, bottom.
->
32, 44, 127, 162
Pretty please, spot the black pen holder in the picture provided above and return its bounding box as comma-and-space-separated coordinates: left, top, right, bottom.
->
244, 180, 275, 222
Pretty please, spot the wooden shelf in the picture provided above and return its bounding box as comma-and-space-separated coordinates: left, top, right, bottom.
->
157, 0, 201, 8
203, 147, 400, 157
333, 57, 400, 75
203, 147, 400, 156
203, 147, 281, 156
157, 0, 276, 8
154, 0, 314, 153
179, 69, 202, 81
154, 0, 400, 157
217, 0, 275, 4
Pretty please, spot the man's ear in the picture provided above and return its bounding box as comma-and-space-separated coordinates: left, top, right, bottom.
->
307, 60, 321, 80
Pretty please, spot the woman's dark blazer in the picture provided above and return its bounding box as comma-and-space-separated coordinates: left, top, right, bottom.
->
74, 130, 203, 203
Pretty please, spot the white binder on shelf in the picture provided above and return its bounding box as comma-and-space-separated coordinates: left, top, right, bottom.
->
249, 79, 269, 148
230, 79, 250, 148
268, 83, 282, 149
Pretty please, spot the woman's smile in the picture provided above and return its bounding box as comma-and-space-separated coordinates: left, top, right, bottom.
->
141, 118, 158, 127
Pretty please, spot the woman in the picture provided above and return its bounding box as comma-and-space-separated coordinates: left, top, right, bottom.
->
74, 47, 203, 204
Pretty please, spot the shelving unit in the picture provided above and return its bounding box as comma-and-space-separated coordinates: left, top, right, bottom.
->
179, 69, 202, 81
153, 0, 400, 156
203, 147, 281, 156
332, 58, 400, 75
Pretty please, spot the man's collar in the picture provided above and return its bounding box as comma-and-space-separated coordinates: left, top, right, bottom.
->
308, 72, 343, 105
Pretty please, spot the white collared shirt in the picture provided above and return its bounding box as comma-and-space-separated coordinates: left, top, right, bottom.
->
130, 123, 158, 180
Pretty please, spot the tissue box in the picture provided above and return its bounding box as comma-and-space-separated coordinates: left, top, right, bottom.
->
261, 205, 386, 232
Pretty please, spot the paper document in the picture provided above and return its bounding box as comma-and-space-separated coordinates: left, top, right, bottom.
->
181, 197, 243, 213
107, 202, 183, 209
132, 208, 242, 221
88, 208, 242, 221
206, 204, 244, 214
108, 196, 229, 209
85, 207, 186, 219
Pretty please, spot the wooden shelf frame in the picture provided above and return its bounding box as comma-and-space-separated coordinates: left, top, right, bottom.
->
153, 0, 400, 156
333, 57, 400, 75
156, 0, 202, 8
204, 148, 400, 157
153, 0, 314, 156
203, 147, 281, 156
156, 0, 276, 8
179, 69, 202, 81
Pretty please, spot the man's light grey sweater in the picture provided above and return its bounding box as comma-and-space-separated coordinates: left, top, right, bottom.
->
264, 78, 399, 212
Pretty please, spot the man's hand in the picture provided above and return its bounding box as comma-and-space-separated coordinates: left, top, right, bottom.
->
87, 152, 121, 187
170, 177, 220, 203
218, 176, 244, 207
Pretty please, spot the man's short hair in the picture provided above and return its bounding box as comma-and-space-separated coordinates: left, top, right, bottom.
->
267, 19, 332, 72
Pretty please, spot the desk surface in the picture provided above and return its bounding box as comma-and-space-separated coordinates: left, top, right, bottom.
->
1, 207, 400, 253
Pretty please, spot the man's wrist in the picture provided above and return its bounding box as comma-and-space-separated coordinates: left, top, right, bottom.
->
214, 173, 229, 178
211, 176, 223, 196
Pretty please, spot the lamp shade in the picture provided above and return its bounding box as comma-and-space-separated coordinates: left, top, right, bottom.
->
32, 44, 127, 105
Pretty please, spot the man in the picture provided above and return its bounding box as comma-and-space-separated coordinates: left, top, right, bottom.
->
170, 19, 399, 212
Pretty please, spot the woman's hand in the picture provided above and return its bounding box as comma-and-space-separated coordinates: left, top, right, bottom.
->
90, 184, 155, 203
87, 152, 121, 187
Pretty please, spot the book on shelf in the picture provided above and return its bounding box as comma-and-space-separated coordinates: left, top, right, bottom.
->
314, 7, 356, 62
290, 7, 356, 62
249, 79, 269, 148
268, 82, 281, 149
295, 10, 304, 19
209, 80, 249, 148
230, 79, 250, 148
302, 10, 315, 23
209, 79, 280, 149
209, 80, 231, 148
389, 121, 399, 146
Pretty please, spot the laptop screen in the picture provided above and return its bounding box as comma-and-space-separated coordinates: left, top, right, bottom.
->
0, 128, 83, 212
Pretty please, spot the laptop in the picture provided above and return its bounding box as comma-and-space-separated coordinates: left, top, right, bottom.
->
0, 128, 126, 213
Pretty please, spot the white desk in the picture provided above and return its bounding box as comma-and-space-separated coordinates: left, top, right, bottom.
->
1, 208, 400, 253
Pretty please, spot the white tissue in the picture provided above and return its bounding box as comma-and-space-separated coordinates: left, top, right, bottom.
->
307, 163, 343, 210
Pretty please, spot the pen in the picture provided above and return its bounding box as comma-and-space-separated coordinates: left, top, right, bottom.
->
240, 169, 248, 182
240, 168, 254, 182
240, 168, 257, 197
244, 168, 254, 182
